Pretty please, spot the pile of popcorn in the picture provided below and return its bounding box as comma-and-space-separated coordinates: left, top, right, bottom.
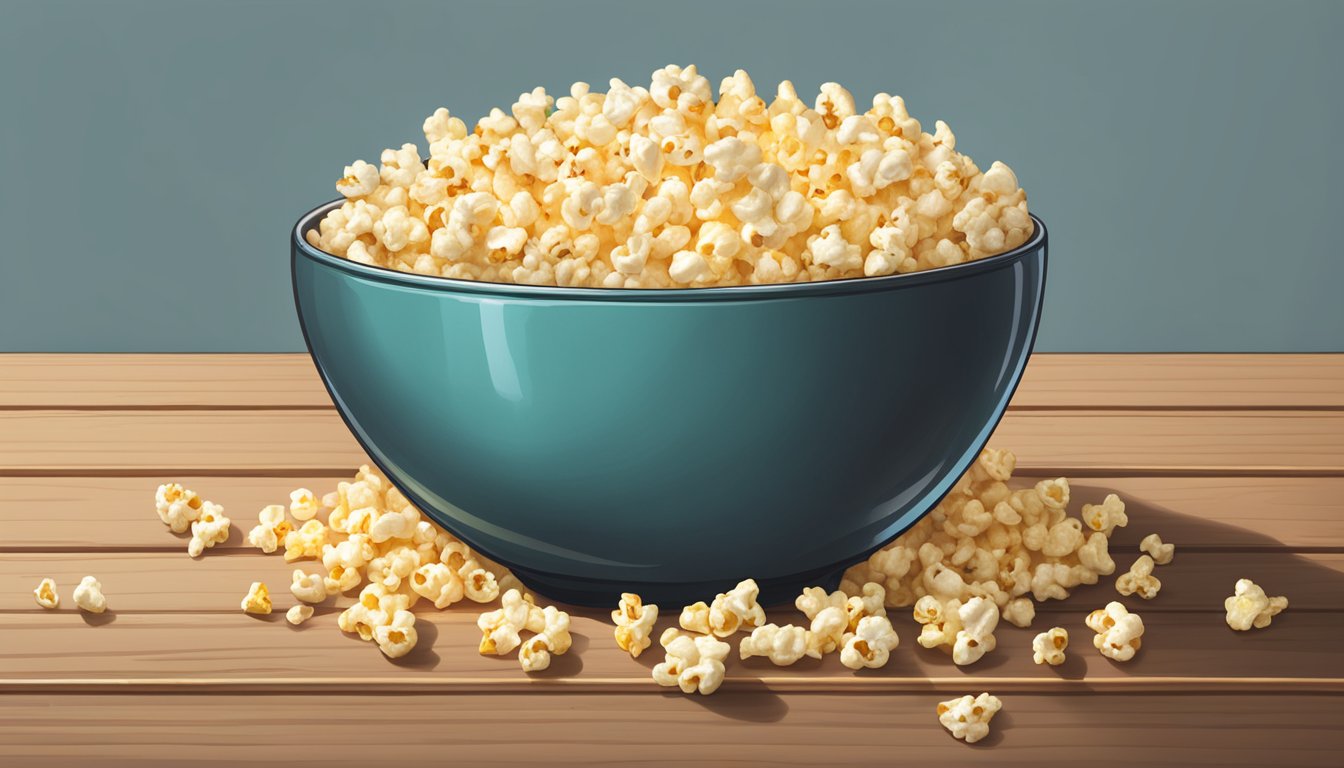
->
304, 65, 1033, 288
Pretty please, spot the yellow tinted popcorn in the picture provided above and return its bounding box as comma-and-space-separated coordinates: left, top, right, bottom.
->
1116, 555, 1162, 599
1032, 627, 1069, 666
938, 693, 1002, 744
155, 483, 204, 533
247, 504, 292, 554
33, 578, 59, 609
241, 582, 272, 615
612, 593, 659, 658
518, 605, 572, 672
1224, 578, 1288, 631
283, 519, 328, 562
739, 623, 809, 666
374, 610, 419, 658
187, 502, 230, 558
307, 66, 1031, 288
652, 628, 731, 696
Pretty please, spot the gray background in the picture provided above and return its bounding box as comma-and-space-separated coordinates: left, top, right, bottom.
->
2, 0, 1340, 352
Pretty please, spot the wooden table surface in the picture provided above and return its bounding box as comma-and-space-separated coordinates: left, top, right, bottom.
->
1, 353, 1341, 766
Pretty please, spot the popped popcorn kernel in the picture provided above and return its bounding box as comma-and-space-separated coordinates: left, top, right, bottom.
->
1140, 533, 1175, 565
519, 605, 572, 672
290, 569, 329, 604
283, 519, 328, 562
1224, 578, 1288, 631
155, 483, 204, 533
678, 578, 766, 637
839, 615, 900, 670
739, 623, 809, 666
286, 604, 315, 626
937, 693, 1002, 744
73, 576, 106, 614
241, 581, 272, 615
1116, 555, 1162, 599
289, 488, 321, 522
187, 501, 231, 558
477, 588, 539, 656
652, 628, 731, 696
246, 504, 293, 554
374, 609, 419, 658
1086, 601, 1144, 661
1031, 627, 1068, 666
612, 593, 659, 658
34, 578, 59, 609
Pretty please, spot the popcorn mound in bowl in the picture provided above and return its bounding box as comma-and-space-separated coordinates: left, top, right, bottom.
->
304, 64, 1033, 288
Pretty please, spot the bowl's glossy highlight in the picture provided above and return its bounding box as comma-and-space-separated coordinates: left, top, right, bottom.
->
293, 201, 1047, 606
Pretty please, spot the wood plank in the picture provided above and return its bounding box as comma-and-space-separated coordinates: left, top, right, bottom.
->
0, 551, 1337, 613
5, 475, 1341, 552
5, 353, 1343, 409
1, 610, 1339, 690
3, 409, 1343, 474
0, 693, 1339, 766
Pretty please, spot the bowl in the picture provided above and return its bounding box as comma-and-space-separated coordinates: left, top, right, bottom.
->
292, 201, 1047, 607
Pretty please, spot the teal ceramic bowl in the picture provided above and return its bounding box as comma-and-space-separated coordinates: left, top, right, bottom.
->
293, 201, 1047, 606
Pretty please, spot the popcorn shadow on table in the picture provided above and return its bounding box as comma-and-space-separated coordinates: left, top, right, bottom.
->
388, 619, 441, 670
528, 632, 587, 678
674, 683, 790, 723
79, 610, 116, 627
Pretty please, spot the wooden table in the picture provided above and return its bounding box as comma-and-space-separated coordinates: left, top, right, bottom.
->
2, 353, 1341, 766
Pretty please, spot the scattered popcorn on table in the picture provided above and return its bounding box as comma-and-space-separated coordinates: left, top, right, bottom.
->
796, 586, 847, 621
289, 488, 321, 521
286, 604, 314, 626
155, 483, 204, 533
937, 693, 1002, 744
374, 609, 419, 658
612, 592, 659, 658
477, 588, 543, 656
840, 615, 900, 670
283, 519, 328, 562
306, 66, 1032, 289
1140, 533, 1175, 565
1116, 555, 1162, 599
952, 596, 1000, 666
72, 576, 106, 614
739, 623, 809, 666
1224, 578, 1288, 631
679, 578, 766, 637
241, 581, 272, 615
1001, 597, 1035, 628
290, 569, 328, 604
246, 504, 293, 554
33, 578, 59, 609
1031, 627, 1069, 666
1086, 602, 1144, 661
652, 628, 732, 695
519, 605, 572, 672
187, 501, 230, 558
805, 605, 848, 659
844, 582, 887, 631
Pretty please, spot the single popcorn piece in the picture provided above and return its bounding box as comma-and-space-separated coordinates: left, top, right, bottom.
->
374, 609, 419, 659
283, 519, 328, 562
952, 596, 999, 666
286, 604, 315, 626
937, 693, 1003, 744
246, 504, 293, 554
477, 588, 541, 656
289, 488, 321, 522
678, 578, 766, 637
805, 605, 849, 658
652, 628, 732, 696
463, 567, 500, 603
519, 605, 572, 672
410, 562, 465, 609
1031, 627, 1069, 666
1140, 533, 1175, 565
290, 569, 328, 604
241, 581, 272, 615
739, 623, 810, 666
1116, 555, 1162, 599
1001, 597, 1035, 628
796, 586, 848, 621
72, 576, 107, 614
844, 582, 888, 631
839, 615, 901, 670
1086, 601, 1144, 661
1081, 494, 1128, 536
155, 483, 204, 533
33, 578, 60, 609
187, 501, 231, 558
612, 593, 659, 658
1224, 578, 1288, 631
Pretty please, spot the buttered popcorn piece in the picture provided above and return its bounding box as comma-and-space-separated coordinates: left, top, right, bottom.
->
308, 67, 1031, 288
155, 483, 204, 533
241, 581, 272, 615
1086, 602, 1144, 661
1224, 578, 1288, 631
1140, 533, 1175, 565
739, 623, 810, 666
247, 504, 293, 554
1031, 627, 1069, 666
518, 605, 573, 672
286, 604, 315, 626
187, 502, 231, 558
34, 578, 59, 609
679, 578, 766, 637
289, 488, 321, 522
477, 588, 541, 656
612, 593, 659, 658
283, 519, 328, 562
374, 609, 419, 658
652, 628, 732, 696
951, 596, 999, 666
290, 569, 329, 604
938, 693, 1003, 744
1116, 555, 1162, 599
73, 576, 107, 614
840, 615, 901, 670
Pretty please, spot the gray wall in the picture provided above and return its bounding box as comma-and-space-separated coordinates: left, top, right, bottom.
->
2, 0, 1340, 352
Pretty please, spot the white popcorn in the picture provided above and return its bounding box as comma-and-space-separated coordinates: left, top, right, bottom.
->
34, 578, 59, 609
286, 604, 315, 626
283, 519, 328, 562
805, 605, 848, 658
338, 603, 389, 643
477, 589, 540, 656
796, 586, 848, 621
519, 605, 572, 672
1001, 597, 1035, 628
1031, 627, 1069, 666
1224, 578, 1288, 631
612, 593, 659, 658
1140, 533, 1175, 565
1116, 555, 1162, 599
72, 576, 106, 614
937, 693, 1002, 744
679, 578, 766, 637
289, 488, 321, 521
1086, 602, 1144, 661
155, 483, 203, 533
290, 569, 328, 604
914, 595, 962, 651
187, 501, 230, 558
409, 562, 464, 609
374, 609, 419, 659
652, 628, 731, 696
739, 623, 810, 666
839, 615, 900, 670
1082, 494, 1128, 536
241, 581, 272, 615
952, 596, 999, 666
336, 160, 380, 198
463, 567, 500, 603
246, 504, 292, 554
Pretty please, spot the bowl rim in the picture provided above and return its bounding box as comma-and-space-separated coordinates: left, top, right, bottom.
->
293, 199, 1045, 302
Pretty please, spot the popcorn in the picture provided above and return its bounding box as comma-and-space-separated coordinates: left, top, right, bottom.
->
937, 693, 1002, 744
1001, 597, 1035, 628
612, 593, 659, 658
805, 606, 848, 658
34, 578, 59, 609
283, 519, 328, 562
308, 66, 1032, 287
739, 623, 809, 666
839, 615, 900, 670
679, 578, 766, 637
1224, 578, 1288, 631
374, 610, 419, 659
477, 589, 541, 656
241, 581, 272, 615
463, 568, 500, 603
652, 628, 731, 696
1031, 627, 1069, 666
518, 606, 572, 672
410, 562, 465, 609
155, 483, 203, 533
187, 502, 230, 558
246, 504, 293, 554
338, 603, 389, 642
1081, 494, 1128, 536
951, 597, 999, 666
1086, 602, 1144, 661
72, 576, 106, 614
1116, 555, 1162, 599
796, 586, 848, 621
290, 569, 329, 604
1140, 533, 1175, 565
289, 488, 321, 522
286, 604, 314, 626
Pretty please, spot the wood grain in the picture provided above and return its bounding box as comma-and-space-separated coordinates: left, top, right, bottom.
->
0, 693, 1339, 767
1, 551, 1337, 613
6, 353, 1342, 409
3, 409, 1343, 474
